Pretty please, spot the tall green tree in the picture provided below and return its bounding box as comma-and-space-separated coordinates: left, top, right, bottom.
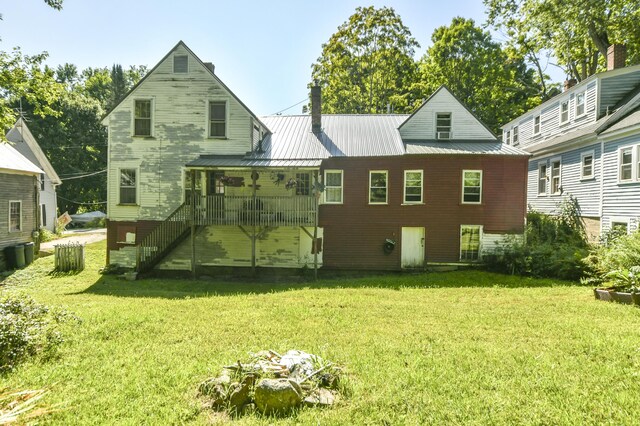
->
485, 0, 640, 82
109, 64, 127, 111
414, 17, 542, 134
311, 6, 420, 114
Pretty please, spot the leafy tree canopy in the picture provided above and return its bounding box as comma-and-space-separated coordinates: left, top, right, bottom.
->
414, 17, 542, 133
311, 6, 420, 114
485, 0, 640, 82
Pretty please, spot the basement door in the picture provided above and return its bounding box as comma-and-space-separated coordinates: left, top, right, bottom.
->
401, 227, 425, 268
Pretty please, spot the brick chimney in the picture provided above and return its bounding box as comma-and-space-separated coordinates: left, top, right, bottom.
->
564, 79, 577, 92
204, 62, 215, 73
607, 44, 626, 71
311, 83, 321, 133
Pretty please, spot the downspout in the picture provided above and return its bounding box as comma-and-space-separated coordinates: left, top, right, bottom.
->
599, 137, 605, 236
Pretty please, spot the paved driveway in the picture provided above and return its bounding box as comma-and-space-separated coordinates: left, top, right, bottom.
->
40, 228, 107, 250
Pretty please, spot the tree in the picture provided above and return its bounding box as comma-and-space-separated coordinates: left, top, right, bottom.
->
414, 18, 542, 134
485, 0, 640, 82
311, 6, 420, 114
109, 64, 127, 111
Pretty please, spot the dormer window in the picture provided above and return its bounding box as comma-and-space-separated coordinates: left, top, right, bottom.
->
505, 130, 510, 145
575, 92, 585, 117
533, 115, 541, 134
173, 55, 188, 73
560, 101, 569, 124
436, 113, 451, 140
512, 126, 519, 145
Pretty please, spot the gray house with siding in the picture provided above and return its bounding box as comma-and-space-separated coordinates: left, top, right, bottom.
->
501, 45, 640, 240
6, 118, 61, 232
0, 142, 43, 270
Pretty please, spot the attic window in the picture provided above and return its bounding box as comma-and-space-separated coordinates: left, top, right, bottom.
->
436, 113, 451, 140
173, 55, 188, 73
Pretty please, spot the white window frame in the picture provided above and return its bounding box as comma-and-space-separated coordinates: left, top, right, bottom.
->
610, 217, 630, 235
40, 203, 47, 228
461, 170, 482, 204
460, 225, 483, 262
132, 98, 154, 137
324, 170, 343, 204
580, 150, 595, 180
403, 170, 423, 204
173, 54, 189, 73
8, 200, 22, 233
505, 130, 510, 145
619, 146, 634, 183
512, 126, 519, 145
560, 100, 569, 124
575, 91, 586, 117
533, 115, 541, 135
207, 100, 228, 139
369, 170, 388, 205
435, 112, 452, 140
537, 162, 548, 196
40, 173, 45, 191
550, 158, 562, 195
118, 168, 138, 205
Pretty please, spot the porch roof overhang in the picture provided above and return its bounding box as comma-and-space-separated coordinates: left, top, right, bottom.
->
186, 155, 322, 168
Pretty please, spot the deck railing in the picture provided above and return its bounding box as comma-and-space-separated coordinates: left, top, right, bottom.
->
136, 202, 192, 273
193, 195, 317, 227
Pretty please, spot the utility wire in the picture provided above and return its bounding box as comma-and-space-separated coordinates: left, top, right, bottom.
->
57, 194, 107, 205
271, 98, 308, 115
61, 169, 107, 181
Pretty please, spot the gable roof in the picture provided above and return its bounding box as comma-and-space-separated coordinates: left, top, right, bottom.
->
5, 117, 61, 184
0, 142, 44, 175
398, 85, 497, 139
101, 41, 269, 132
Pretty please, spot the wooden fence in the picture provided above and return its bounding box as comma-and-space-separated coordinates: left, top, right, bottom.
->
54, 243, 85, 272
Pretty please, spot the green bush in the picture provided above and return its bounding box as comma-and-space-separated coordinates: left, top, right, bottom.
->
583, 230, 640, 287
0, 296, 77, 373
484, 196, 589, 280
39, 228, 56, 242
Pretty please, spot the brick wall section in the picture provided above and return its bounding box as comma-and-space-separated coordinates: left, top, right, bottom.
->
319, 155, 528, 269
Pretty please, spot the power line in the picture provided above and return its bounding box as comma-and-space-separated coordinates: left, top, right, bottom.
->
271, 98, 308, 115
61, 169, 107, 181
57, 194, 107, 205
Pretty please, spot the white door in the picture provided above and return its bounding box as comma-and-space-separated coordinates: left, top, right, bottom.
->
401, 227, 425, 268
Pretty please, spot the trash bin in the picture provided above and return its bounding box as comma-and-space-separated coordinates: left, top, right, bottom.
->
3, 246, 16, 269
14, 245, 26, 269
24, 242, 34, 265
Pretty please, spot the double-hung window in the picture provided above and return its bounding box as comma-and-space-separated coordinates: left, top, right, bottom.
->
209, 101, 226, 138
9, 201, 21, 232
369, 171, 388, 204
560, 101, 569, 124
324, 170, 343, 204
462, 170, 482, 204
538, 163, 547, 195
620, 147, 633, 181
119, 169, 137, 205
404, 170, 423, 204
436, 113, 451, 140
551, 159, 561, 194
533, 115, 541, 134
460, 225, 482, 261
581, 151, 594, 180
505, 130, 510, 144
295, 173, 310, 196
575, 92, 585, 117
40, 173, 45, 191
173, 54, 188, 73
134, 100, 152, 136
512, 126, 519, 145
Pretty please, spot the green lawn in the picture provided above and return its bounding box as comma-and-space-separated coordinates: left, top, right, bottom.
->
2, 241, 640, 425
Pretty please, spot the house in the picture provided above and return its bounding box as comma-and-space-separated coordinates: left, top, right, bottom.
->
0, 142, 43, 270
103, 41, 529, 274
501, 44, 640, 240
6, 118, 62, 232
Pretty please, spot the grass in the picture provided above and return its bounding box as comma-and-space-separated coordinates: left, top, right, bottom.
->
2, 241, 640, 424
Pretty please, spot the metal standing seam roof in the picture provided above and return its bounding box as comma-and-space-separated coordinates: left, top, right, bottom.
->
0, 142, 44, 174
186, 156, 322, 168
405, 140, 529, 156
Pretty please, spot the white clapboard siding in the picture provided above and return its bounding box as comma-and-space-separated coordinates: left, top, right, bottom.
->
527, 142, 601, 217
400, 87, 495, 140
107, 43, 259, 221
505, 81, 598, 148
481, 233, 523, 255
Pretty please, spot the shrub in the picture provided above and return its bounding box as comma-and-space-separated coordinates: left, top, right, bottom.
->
583, 230, 640, 287
0, 296, 76, 373
38, 228, 56, 243
484, 196, 589, 280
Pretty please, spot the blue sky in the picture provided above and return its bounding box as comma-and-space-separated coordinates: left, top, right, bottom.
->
2, 0, 551, 116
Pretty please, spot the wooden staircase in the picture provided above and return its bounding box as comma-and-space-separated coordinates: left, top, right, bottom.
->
136, 203, 192, 273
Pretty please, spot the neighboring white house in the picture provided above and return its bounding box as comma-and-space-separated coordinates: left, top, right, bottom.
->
501, 45, 640, 240
6, 118, 62, 232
